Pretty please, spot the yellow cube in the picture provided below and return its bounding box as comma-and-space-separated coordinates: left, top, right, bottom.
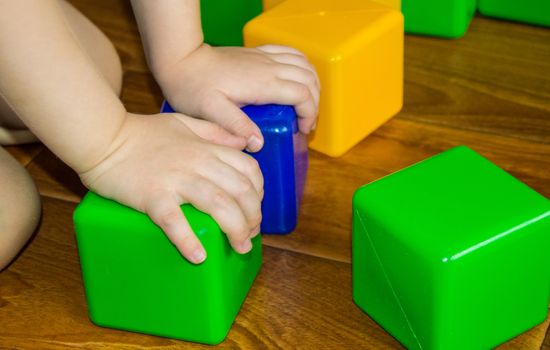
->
245, 0, 404, 157
262, 0, 285, 11
377, 0, 401, 10
263, 0, 401, 12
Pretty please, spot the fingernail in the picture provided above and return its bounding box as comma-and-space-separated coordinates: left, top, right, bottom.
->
311, 122, 317, 131
240, 239, 253, 253
192, 248, 206, 264
247, 135, 263, 152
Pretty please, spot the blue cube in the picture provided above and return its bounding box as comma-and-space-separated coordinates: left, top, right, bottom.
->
161, 102, 308, 234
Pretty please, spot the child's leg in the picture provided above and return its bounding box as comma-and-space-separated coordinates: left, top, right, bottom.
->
0, 0, 123, 269
58, 0, 122, 95
0, 0, 123, 145
0, 147, 41, 270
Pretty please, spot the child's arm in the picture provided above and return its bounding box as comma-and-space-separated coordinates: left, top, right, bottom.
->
0, 0, 263, 263
131, 0, 320, 152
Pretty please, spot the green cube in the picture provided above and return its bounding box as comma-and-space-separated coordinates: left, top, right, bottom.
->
73, 192, 262, 345
478, 0, 550, 27
402, 0, 477, 38
200, 0, 263, 46
352, 146, 550, 349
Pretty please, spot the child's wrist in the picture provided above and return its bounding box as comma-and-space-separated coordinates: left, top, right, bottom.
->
73, 111, 133, 176
152, 42, 208, 88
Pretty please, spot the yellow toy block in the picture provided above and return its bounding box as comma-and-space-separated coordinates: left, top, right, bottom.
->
245, 0, 404, 157
376, 0, 401, 11
263, 0, 401, 12
262, 0, 285, 11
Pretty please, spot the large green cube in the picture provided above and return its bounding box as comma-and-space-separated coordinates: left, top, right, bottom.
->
402, 0, 477, 38
200, 0, 263, 46
352, 146, 550, 349
478, 0, 550, 27
73, 192, 262, 345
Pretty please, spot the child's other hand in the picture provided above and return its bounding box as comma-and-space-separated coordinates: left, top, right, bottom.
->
155, 44, 320, 152
79, 113, 263, 264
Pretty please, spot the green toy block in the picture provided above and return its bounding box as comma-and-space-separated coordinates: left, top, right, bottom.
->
478, 0, 550, 27
200, 0, 263, 46
352, 146, 550, 350
73, 192, 262, 345
402, 0, 477, 38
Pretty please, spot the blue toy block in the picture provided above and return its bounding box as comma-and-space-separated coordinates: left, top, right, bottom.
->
161, 101, 308, 234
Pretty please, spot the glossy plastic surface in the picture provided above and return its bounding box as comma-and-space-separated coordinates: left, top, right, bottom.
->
200, 0, 262, 46
73, 192, 262, 345
402, 0, 476, 38
377, 0, 401, 10
262, 0, 285, 11
244, 0, 404, 157
243, 104, 308, 233
478, 0, 550, 27
352, 146, 550, 350
162, 102, 308, 234
263, 0, 401, 11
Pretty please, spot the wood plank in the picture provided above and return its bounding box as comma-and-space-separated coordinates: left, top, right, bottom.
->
10, 1, 548, 347
3, 143, 44, 167
66, 0, 550, 146
0, 197, 402, 349
0, 197, 547, 349
402, 16, 550, 144
496, 314, 550, 349
121, 70, 164, 114
543, 327, 550, 350
24, 115, 550, 263
263, 117, 550, 263
25, 148, 86, 203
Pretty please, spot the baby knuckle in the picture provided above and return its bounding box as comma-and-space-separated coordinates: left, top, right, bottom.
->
213, 190, 231, 208
198, 93, 218, 115
194, 176, 214, 190
307, 73, 317, 86
227, 115, 251, 132
236, 178, 254, 196
295, 84, 311, 101
205, 122, 222, 134
234, 222, 250, 240
212, 124, 226, 135
245, 156, 260, 172
252, 211, 262, 227
157, 209, 181, 228
296, 55, 309, 67
177, 232, 195, 247
145, 176, 166, 191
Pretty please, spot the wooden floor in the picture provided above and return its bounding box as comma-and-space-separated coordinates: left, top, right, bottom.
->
1, 1, 550, 349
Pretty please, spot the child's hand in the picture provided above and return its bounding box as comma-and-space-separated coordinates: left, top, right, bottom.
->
155, 44, 320, 152
79, 112, 264, 264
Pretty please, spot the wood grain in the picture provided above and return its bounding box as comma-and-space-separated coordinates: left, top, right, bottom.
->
3, 143, 43, 167
121, 70, 165, 114
402, 17, 550, 145
1, 0, 549, 348
264, 117, 550, 263
1, 198, 547, 349
0, 197, 403, 350
498, 316, 550, 350
25, 148, 86, 203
